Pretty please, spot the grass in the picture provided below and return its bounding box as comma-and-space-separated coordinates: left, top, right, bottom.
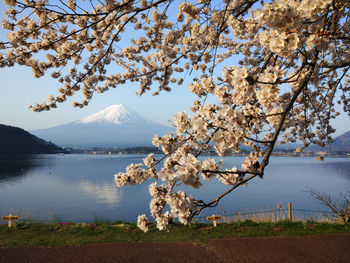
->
0, 220, 349, 247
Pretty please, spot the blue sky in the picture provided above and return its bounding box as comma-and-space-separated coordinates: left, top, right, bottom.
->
0, 1, 199, 131
1, 62, 349, 136
0, 2, 349, 137
0, 64, 198, 130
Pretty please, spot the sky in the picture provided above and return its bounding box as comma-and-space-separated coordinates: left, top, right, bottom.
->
0, 64, 198, 130
1, 62, 349, 136
0, 1, 199, 131
0, 2, 349, 137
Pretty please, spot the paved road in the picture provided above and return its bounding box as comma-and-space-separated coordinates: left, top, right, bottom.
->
0, 233, 349, 262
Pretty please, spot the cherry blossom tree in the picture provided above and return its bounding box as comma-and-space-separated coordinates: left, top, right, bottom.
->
1, 0, 350, 231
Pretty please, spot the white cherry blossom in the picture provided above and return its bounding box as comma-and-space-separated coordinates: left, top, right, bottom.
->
1, 0, 349, 231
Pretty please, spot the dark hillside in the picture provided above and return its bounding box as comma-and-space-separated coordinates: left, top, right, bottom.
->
0, 124, 66, 154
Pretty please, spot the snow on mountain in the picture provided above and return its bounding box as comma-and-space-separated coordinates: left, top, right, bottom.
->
31, 105, 172, 147
77, 105, 141, 125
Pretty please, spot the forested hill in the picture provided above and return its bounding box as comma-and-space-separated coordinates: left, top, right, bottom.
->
0, 124, 66, 154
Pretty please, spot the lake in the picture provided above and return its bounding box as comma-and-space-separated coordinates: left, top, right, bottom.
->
0, 154, 349, 222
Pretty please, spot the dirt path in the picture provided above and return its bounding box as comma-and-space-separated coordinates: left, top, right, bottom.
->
0, 233, 349, 263
209, 233, 350, 263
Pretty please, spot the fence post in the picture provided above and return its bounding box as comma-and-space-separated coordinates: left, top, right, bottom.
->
288, 202, 292, 223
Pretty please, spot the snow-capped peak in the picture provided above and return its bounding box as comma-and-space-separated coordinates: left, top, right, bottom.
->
77, 104, 142, 125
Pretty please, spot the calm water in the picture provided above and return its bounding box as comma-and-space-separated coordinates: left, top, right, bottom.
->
0, 154, 349, 222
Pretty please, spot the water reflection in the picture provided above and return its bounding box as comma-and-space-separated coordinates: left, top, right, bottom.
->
0, 154, 43, 184
78, 180, 122, 205
320, 161, 350, 180
0, 154, 349, 222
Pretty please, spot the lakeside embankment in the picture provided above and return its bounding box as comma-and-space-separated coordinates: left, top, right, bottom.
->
1, 222, 349, 263
1, 220, 349, 247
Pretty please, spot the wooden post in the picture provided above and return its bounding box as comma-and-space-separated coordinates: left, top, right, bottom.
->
8, 214, 12, 228
212, 214, 217, 227
288, 202, 292, 223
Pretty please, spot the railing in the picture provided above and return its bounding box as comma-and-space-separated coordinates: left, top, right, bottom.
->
195, 203, 339, 223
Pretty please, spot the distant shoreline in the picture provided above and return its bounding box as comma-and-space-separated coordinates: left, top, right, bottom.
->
2, 149, 349, 158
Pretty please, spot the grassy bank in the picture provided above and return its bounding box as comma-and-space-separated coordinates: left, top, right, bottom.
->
1, 220, 349, 247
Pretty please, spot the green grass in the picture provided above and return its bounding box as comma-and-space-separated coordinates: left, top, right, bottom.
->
1, 220, 349, 247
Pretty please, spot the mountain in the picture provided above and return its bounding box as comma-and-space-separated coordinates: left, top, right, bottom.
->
304, 131, 350, 153
330, 131, 350, 153
31, 105, 172, 147
0, 124, 66, 154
